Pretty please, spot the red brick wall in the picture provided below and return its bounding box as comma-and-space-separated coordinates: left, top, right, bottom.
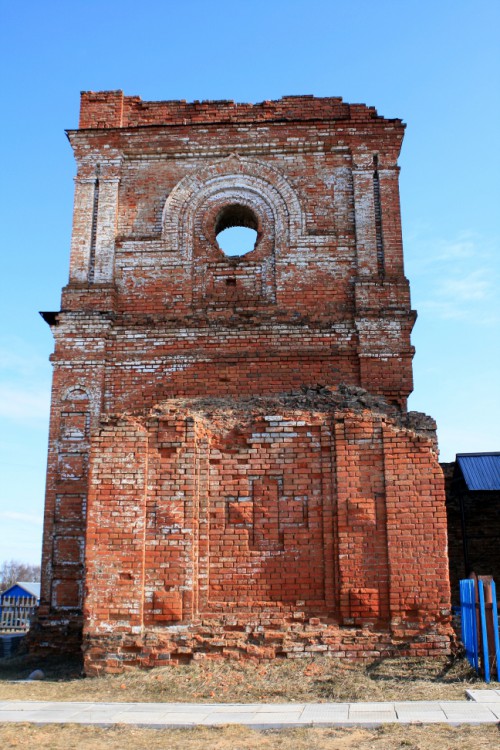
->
34, 92, 452, 668
81, 399, 451, 671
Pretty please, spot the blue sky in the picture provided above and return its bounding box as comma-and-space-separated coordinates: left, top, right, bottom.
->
1, 0, 499, 564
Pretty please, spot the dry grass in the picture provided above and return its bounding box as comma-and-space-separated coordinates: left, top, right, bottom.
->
0, 652, 495, 704
1, 653, 498, 749
0, 724, 499, 750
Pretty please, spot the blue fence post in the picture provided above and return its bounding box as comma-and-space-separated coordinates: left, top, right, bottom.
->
478, 580, 490, 683
490, 579, 500, 683
460, 578, 479, 672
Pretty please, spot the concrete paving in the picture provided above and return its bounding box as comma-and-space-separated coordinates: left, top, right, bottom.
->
0, 691, 499, 728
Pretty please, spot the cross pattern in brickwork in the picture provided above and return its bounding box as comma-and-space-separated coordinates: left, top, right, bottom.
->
226, 475, 308, 551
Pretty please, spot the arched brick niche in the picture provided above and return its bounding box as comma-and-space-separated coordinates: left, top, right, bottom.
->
162, 156, 304, 307
162, 155, 303, 255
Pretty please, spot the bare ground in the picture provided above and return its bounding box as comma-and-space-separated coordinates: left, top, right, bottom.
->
0, 724, 499, 750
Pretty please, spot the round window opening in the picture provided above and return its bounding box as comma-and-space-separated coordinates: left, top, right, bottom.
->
215, 204, 258, 257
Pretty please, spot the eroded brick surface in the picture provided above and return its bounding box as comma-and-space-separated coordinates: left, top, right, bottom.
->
33, 92, 452, 670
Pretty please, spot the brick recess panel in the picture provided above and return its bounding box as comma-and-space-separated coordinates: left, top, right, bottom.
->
32, 91, 452, 671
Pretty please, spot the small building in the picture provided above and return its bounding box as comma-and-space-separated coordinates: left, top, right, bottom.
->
443, 453, 500, 603
0, 581, 40, 632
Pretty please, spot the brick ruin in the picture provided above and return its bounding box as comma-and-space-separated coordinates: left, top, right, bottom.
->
36, 91, 452, 672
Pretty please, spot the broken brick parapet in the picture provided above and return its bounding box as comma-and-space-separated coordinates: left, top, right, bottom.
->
78, 91, 403, 131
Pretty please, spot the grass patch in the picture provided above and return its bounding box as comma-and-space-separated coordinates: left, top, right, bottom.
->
0, 724, 499, 750
0, 652, 491, 704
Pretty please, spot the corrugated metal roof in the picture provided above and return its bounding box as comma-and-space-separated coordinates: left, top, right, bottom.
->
457, 453, 500, 491
16, 581, 41, 599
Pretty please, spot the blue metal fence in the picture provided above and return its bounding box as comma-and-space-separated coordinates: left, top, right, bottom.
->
460, 576, 500, 682
460, 579, 478, 671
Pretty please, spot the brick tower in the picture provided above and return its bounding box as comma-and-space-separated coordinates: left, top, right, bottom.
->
37, 92, 452, 672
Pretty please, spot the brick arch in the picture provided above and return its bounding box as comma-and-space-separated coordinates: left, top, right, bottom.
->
60, 385, 101, 426
62, 386, 90, 402
162, 155, 304, 258
59, 386, 91, 442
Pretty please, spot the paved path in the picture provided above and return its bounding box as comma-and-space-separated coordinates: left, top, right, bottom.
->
0, 690, 499, 728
